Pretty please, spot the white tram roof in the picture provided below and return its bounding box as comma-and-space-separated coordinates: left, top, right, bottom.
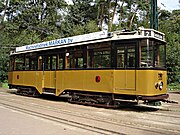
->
11, 27, 165, 55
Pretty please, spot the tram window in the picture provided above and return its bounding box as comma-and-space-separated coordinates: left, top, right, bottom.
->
139, 40, 166, 68
58, 53, 64, 69
65, 52, 70, 69
88, 43, 111, 68
52, 55, 57, 70
95, 51, 110, 68
127, 46, 135, 68
93, 51, 101, 68
45, 56, 51, 70
74, 50, 83, 68
66, 48, 84, 69
14, 55, 24, 70
38, 56, 43, 70
154, 44, 165, 68
25, 57, 30, 70
117, 46, 125, 68
29, 58, 37, 70
140, 40, 153, 67
76, 57, 83, 68
29, 54, 37, 70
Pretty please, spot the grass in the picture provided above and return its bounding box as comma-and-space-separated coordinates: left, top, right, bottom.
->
168, 82, 180, 91
1, 83, 9, 88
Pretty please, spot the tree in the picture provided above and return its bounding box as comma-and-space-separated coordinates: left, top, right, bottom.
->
0, 1, 179, 83
2, 0, 67, 43
0, 0, 68, 82
159, 9, 180, 83
62, 0, 99, 36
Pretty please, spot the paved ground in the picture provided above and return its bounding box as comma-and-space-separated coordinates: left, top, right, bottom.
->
0, 88, 180, 135
0, 106, 92, 135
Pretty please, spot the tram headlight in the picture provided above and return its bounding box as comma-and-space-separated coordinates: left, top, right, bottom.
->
159, 82, 163, 90
155, 83, 158, 89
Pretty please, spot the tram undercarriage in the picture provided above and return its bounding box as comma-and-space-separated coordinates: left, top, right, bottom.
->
10, 84, 170, 108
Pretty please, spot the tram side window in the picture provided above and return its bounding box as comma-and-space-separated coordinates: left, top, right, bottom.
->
15, 55, 24, 71
45, 56, 51, 70
25, 56, 30, 70
29, 55, 37, 70
65, 52, 70, 69
38, 56, 43, 70
66, 48, 84, 69
44, 55, 57, 70
52, 55, 57, 70
58, 53, 64, 69
24, 53, 37, 70
88, 43, 111, 68
117, 46, 125, 68
127, 45, 135, 68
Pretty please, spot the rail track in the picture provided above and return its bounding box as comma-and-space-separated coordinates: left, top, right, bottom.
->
0, 102, 124, 135
0, 90, 180, 135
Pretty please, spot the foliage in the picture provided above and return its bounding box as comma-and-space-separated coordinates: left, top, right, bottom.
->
168, 83, 180, 91
159, 10, 180, 83
0, 0, 179, 84
3, 83, 9, 88
0, 30, 10, 81
61, 0, 99, 36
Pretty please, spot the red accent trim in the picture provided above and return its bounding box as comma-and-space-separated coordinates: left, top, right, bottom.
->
95, 76, 101, 83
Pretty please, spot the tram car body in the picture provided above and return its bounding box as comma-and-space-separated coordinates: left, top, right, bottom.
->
8, 28, 168, 105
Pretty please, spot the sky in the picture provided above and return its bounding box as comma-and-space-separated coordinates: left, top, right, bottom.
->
158, 0, 180, 11
66, 0, 180, 11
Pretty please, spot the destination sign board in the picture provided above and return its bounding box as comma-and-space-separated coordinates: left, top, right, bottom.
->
142, 29, 165, 41
16, 31, 108, 52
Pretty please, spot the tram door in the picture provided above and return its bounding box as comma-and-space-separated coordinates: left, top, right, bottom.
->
116, 43, 136, 91
42, 55, 57, 90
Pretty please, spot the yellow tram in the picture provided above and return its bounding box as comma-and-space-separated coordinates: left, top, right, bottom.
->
8, 28, 168, 106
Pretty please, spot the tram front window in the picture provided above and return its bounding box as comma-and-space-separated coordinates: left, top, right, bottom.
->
154, 44, 165, 68
140, 39, 165, 68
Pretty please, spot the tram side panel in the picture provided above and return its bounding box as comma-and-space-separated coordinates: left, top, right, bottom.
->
56, 70, 114, 96
43, 71, 56, 89
56, 70, 137, 96
113, 70, 136, 95
35, 71, 43, 94
8, 71, 43, 94
85, 70, 114, 93
8, 71, 13, 86
8, 71, 24, 86
56, 70, 85, 95
136, 70, 167, 96
55, 71, 63, 96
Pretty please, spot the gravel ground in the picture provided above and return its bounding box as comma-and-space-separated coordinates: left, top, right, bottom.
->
0, 87, 180, 135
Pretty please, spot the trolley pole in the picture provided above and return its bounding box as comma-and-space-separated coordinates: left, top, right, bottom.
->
150, 0, 158, 30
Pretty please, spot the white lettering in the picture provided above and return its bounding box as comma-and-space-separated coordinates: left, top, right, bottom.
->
16, 31, 107, 52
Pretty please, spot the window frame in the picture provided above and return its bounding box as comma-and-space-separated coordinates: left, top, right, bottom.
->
87, 42, 112, 69
113, 40, 138, 69
139, 39, 166, 69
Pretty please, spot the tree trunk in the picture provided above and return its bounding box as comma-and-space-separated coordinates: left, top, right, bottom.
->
129, 13, 136, 30
119, 1, 125, 28
1, 0, 9, 25
109, 0, 117, 32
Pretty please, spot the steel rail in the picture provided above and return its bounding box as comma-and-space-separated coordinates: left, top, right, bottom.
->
0, 91, 180, 134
